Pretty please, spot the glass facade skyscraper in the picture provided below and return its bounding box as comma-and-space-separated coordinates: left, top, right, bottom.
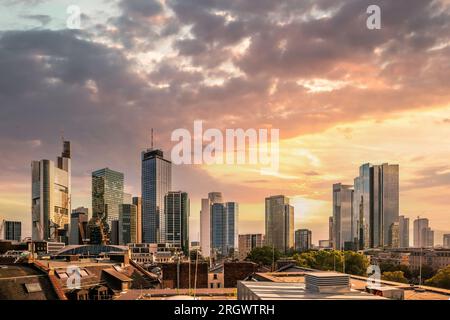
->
92, 168, 124, 233
141, 149, 172, 243
353, 163, 399, 249
211, 202, 238, 257
165, 191, 190, 255
333, 184, 354, 250
265, 195, 294, 254
295, 229, 312, 252
119, 203, 137, 245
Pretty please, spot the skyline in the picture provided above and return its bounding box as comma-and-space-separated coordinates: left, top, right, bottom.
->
2, 137, 449, 246
1, 0, 450, 245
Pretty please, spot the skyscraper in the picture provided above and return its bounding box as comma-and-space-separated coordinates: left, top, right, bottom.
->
238, 234, 264, 260
328, 216, 334, 247
119, 203, 138, 245
399, 215, 410, 248
353, 163, 399, 249
443, 234, 450, 249
165, 191, 190, 255
132, 196, 142, 243
414, 218, 434, 248
333, 184, 354, 250
295, 229, 312, 252
32, 141, 71, 241
141, 149, 172, 243
265, 195, 294, 254
1, 220, 21, 242
92, 168, 124, 233
200, 192, 223, 257
211, 202, 239, 258
69, 207, 88, 245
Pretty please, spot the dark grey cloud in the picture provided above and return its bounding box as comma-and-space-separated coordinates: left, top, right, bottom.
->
1, 0, 450, 204
20, 14, 51, 26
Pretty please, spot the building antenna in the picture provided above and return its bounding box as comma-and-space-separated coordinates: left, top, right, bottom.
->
151, 128, 154, 150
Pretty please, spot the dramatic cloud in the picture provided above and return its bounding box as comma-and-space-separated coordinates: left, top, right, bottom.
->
1, 0, 450, 240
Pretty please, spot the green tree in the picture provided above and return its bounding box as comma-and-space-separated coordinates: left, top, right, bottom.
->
411, 264, 435, 282
246, 246, 281, 266
425, 266, 450, 289
292, 250, 368, 276
382, 271, 409, 284
344, 251, 369, 276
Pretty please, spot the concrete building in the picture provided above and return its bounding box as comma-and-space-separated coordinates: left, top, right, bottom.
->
413, 218, 434, 248
141, 149, 172, 244
238, 234, 265, 260
200, 192, 223, 257
164, 191, 190, 255
32, 141, 71, 242
161, 262, 208, 289
211, 202, 239, 258
132, 197, 142, 244
69, 207, 88, 245
389, 222, 400, 248
1, 220, 21, 242
295, 229, 312, 252
333, 184, 354, 250
399, 216, 409, 248
92, 168, 124, 233
265, 195, 294, 254
443, 234, 450, 249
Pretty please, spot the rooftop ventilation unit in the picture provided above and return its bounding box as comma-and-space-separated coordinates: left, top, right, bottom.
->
305, 272, 350, 293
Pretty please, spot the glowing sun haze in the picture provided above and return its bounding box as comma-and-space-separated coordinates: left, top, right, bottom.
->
1, 0, 450, 244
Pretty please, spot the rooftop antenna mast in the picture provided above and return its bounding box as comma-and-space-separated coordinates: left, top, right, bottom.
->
151, 128, 154, 150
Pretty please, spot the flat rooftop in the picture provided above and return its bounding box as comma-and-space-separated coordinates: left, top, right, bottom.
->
116, 288, 237, 300
239, 281, 386, 300
252, 272, 450, 300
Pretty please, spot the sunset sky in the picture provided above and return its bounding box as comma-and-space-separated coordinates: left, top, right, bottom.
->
1, 0, 450, 245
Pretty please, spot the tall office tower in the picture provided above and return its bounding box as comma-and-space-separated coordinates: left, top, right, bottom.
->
164, 191, 190, 255
413, 218, 434, 248
328, 216, 334, 247
123, 193, 132, 205
110, 220, 120, 245
211, 202, 239, 257
399, 215, 410, 248
32, 141, 71, 241
353, 163, 371, 250
69, 207, 88, 245
200, 192, 223, 257
265, 195, 294, 254
132, 197, 142, 243
119, 204, 138, 245
373, 163, 399, 248
141, 149, 172, 244
389, 222, 400, 248
92, 168, 124, 234
443, 234, 450, 249
238, 234, 265, 260
353, 163, 399, 249
333, 184, 354, 250
1, 220, 21, 241
295, 229, 312, 252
